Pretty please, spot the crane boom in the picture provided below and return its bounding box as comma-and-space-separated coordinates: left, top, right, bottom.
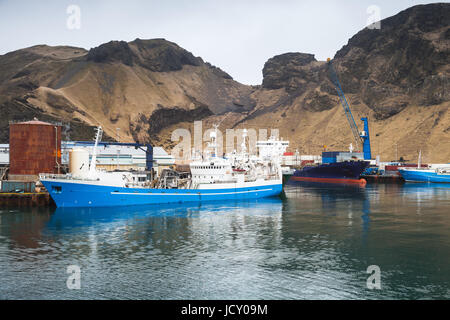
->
327, 59, 363, 149
327, 59, 372, 159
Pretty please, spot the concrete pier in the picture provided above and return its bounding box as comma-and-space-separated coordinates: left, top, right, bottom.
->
0, 192, 53, 207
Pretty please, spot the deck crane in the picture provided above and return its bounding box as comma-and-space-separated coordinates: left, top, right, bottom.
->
327, 58, 372, 160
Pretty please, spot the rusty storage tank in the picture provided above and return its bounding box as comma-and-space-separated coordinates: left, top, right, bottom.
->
9, 119, 62, 177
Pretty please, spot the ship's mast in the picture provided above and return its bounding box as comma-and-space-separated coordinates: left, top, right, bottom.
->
88, 126, 103, 178
208, 124, 219, 158
241, 129, 248, 156
418, 150, 422, 169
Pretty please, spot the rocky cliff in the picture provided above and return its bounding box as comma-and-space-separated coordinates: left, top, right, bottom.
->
211, 3, 449, 162
0, 38, 255, 145
0, 3, 449, 162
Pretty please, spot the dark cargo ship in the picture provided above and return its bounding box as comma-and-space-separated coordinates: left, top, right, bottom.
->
290, 152, 370, 186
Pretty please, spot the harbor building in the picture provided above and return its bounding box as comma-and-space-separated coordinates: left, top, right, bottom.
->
8, 120, 62, 181
61, 142, 175, 175
0, 141, 174, 177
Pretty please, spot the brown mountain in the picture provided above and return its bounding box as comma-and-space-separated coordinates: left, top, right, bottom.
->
0, 39, 254, 144
0, 3, 449, 162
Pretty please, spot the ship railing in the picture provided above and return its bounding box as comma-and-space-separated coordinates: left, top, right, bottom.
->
262, 173, 281, 181
39, 173, 94, 181
39, 173, 73, 180
39, 173, 104, 182
125, 181, 153, 188
436, 167, 450, 174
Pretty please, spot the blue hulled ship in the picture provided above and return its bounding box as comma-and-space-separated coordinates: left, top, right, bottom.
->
398, 167, 450, 183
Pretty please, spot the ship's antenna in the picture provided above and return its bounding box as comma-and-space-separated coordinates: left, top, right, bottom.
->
88, 126, 103, 178
209, 123, 219, 158
241, 128, 248, 159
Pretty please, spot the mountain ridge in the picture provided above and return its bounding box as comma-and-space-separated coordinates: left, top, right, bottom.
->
0, 3, 449, 162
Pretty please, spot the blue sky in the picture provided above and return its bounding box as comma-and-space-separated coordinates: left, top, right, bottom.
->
0, 0, 445, 84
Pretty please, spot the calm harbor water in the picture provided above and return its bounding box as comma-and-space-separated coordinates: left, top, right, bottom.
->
0, 182, 449, 300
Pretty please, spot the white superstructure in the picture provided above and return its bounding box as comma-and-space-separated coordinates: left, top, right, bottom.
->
189, 125, 282, 188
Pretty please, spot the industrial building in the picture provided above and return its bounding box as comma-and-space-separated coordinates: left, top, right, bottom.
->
8, 120, 62, 181
61, 141, 175, 175
0, 141, 175, 177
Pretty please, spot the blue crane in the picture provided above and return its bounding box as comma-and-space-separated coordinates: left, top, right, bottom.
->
327, 58, 372, 160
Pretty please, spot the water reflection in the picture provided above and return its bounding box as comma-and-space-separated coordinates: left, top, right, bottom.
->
1, 183, 449, 299
0, 207, 53, 248
42, 199, 285, 265
49, 198, 284, 229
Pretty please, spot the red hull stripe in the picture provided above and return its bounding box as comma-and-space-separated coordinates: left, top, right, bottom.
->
290, 176, 367, 186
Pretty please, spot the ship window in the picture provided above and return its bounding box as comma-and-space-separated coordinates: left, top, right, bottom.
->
52, 186, 62, 194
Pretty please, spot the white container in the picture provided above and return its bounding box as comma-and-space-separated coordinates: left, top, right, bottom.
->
69, 148, 90, 178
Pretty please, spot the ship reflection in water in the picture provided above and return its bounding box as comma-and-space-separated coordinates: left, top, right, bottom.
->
1, 184, 449, 299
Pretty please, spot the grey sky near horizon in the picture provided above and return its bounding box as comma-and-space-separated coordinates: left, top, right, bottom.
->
0, 0, 446, 84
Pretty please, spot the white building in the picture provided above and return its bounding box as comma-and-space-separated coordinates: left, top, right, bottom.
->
0, 144, 9, 166
0, 142, 175, 176
62, 142, 174, 175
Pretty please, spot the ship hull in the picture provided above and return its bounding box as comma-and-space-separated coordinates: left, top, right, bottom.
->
398, 169, 450, 183
41, 179, 283, 208
290, 160, 369, 185
290, 176, 367, 186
